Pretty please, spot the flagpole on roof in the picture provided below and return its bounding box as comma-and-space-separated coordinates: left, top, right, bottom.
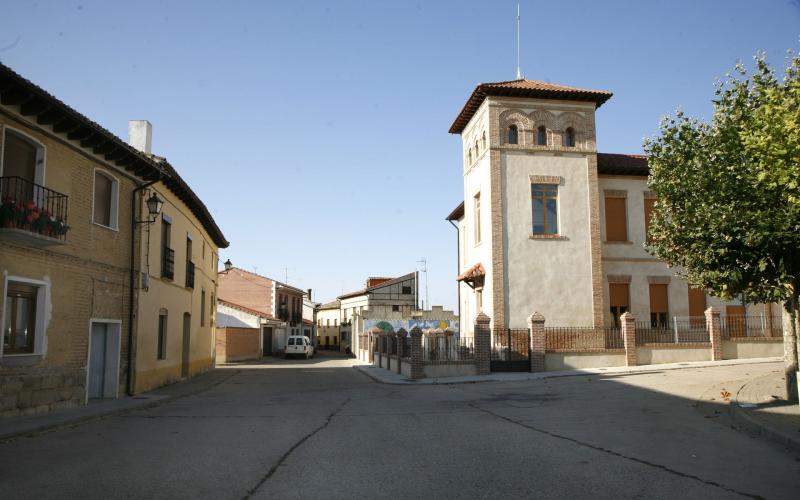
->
516, 1, 522, 80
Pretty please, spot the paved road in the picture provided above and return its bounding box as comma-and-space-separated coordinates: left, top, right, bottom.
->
1, 354, 798, 499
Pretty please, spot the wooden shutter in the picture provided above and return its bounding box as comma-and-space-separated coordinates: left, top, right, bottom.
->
649, 284, 669, 314
609, 283, 629, 307
3, 131, 37, 182
604, 197, 628, 242
687, 286, 706, 317
644, 198, 656, 243
93, 172, 112, 226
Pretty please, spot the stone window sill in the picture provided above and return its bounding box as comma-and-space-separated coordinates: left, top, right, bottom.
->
604, 240, 634, 245
0, 354, 43, 367
529, 234, 569, 240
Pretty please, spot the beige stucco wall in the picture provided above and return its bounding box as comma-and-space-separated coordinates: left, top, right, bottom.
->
637, 346, 711, 365
503, 152, 595, 327
545, 352, 627, 371
423, 363, 477, 378
722, 340, 783, 360
133, 181, 218, 393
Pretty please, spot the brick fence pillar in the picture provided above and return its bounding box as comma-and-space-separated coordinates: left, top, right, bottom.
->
528, 312, 545, 372
410, 327, 423, 379
705, 306, 723, 361
396, 334, 402, 374
621, 312, 637, 366
475, 313, 491, 375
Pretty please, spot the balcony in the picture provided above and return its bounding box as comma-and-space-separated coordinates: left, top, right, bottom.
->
185, 261, 195, 289
161, 247, 175, 280
0, 176, 69, 246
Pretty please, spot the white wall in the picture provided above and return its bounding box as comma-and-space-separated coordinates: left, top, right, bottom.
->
216, 303, 261, 328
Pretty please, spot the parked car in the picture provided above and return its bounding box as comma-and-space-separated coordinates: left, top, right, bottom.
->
285, 336, 314, 359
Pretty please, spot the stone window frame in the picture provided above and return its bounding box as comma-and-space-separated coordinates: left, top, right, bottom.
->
0, 274, 50, 360
91, 167, 120, 231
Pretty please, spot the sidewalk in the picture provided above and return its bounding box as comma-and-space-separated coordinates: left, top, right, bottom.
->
729, 369, 800, 453
353, 356, 783, 385
0, 368, 237, 442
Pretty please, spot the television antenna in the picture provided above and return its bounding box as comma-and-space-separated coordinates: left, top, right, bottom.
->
417, 258, 429, 310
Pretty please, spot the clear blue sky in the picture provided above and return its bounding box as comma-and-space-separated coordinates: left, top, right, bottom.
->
1, 1, 798, 308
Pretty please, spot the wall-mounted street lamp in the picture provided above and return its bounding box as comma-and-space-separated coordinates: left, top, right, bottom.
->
136, 192, 164, 224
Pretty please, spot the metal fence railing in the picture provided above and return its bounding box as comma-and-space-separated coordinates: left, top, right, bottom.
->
1, 176, 70, 241
422, 335, 474, 362
544, 327, 623, 350
720, 316, 783, 338
635, 318, 709, 345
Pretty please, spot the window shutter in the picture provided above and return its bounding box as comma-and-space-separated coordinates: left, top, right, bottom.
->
649, 284, 669, 314
609, 284, 629, 307
93, 172, 112, 226
644, 198, 656, 243
687, 286, 706, 317
604, 197, 627, 242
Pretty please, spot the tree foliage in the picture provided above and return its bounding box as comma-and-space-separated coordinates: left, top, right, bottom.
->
644, 53, 800, 305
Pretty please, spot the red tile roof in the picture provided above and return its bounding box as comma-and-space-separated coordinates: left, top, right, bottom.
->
597, 153, 649, 176
217, 298, 270, 319
457, 263, 485, 281
449, 79, 613, 134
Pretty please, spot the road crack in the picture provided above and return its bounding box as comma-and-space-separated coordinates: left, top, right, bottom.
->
242, 397, 351, 499
470, 403, 764, 500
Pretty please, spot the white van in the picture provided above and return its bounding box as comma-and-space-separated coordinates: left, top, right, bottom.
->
285, 336, 314, 359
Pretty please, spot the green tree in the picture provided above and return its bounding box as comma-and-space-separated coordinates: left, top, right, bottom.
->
644, 53, 800, 400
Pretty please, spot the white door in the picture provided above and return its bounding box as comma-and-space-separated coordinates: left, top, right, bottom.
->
88, 322, 120, 399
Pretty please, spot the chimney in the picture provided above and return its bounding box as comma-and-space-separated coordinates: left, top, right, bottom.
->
307, 288, 312, 300
223, 259, 232, 271
128, 120, 152, 154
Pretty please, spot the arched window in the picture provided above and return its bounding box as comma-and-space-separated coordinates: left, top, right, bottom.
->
564, 127, 575, 147
467, 148, 472, 163
481, 131, 487, 150
537, 126, 547, 146
507, 125, 519, 145
474, 140, 480, 155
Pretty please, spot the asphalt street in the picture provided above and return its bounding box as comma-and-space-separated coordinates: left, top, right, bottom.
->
0, 353, 798, 499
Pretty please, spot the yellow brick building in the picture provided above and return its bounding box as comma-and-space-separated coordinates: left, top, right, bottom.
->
0, 64, 228, 416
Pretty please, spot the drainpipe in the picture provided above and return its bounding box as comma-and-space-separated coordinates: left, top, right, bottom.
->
127, 178, 159, 396
448, 219, 461, 325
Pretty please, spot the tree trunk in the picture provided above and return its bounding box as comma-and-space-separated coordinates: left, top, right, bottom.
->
783, 286, 799, 402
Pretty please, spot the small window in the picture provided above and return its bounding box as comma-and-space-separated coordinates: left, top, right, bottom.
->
3, 282, 38, 354
609, 283, 630, 327
531, 183, 558, 235
474, 192, 482, 244
402, 286, 412, 295
564, 128, 575, 147
157, 311, 168, 360
392, 305, 400, 312
537, 126, 547, 146
200, 290, 206, 327
507, 125, 519, 145
481, 131, 486, 150
474, 140, 479, 155
649, 284, 669, 327
467, 148, 472, 164
161, 217, 174, 280
93, 170, 119, 229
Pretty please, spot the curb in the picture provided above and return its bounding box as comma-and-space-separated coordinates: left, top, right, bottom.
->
354, 357, 782, 386
0, 368, 239, 443
729, 379, 800, 454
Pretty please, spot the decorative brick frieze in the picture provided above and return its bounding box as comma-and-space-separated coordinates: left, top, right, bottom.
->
529, 234, 569, 240
607, 274, 632, 283
643, 190, 657, 199
647, 275, 671, 284
587, 153, 605, 327
603, 189, 627, 198
489, 149, 506, 329
529, 175, 561, 184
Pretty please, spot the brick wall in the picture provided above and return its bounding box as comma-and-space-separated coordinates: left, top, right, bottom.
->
216, 327, 260, 363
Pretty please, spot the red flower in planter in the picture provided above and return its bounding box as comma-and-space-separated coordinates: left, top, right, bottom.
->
25, 200, 37, 210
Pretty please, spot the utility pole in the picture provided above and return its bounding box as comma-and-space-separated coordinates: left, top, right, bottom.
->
417, 257, 429, 310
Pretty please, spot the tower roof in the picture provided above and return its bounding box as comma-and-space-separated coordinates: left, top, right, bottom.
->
449, 79, 613, 134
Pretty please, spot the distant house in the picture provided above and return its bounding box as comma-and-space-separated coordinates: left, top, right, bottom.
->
315, 300, 342, 350
215, 299, 270, 362
217, 262, 307, 355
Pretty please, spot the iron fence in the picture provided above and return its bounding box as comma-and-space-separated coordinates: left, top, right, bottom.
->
544, 327, 623, 350
635, 318, 709, 345
0, 176, 69, 240
422, 335, 474, 362
720, 316, 783, 338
